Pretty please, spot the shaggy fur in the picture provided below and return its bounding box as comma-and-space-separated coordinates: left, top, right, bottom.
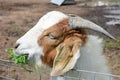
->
15, 11, 112, 80
55, 35, 111, 80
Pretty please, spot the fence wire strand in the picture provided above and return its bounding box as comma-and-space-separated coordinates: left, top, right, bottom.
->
0, 58, 120, 80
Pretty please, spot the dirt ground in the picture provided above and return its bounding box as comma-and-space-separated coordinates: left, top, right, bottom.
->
0, 0, 120, 80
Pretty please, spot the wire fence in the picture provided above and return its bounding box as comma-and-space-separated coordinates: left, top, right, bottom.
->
0, 58, 120, 80
0, 58, 45, 80
63, 69, 120, 80
0, 59, 19, 80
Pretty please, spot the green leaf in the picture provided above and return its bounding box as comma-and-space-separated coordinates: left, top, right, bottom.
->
5, 48, 33, 72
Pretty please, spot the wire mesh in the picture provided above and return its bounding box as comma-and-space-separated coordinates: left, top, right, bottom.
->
0, 58, 120, 80
63, 69, 120, 80
0, 58, 44, 80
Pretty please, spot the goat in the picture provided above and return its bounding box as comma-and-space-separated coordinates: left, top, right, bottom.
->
15, 11, 115, 80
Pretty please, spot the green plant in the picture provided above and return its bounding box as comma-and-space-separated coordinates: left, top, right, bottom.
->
5, 48, 33, 72
5, 48, 28, 64
105, 37, 120, 49
104, 37, 120, 75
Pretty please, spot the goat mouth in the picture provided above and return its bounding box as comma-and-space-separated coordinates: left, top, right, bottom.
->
17, 53, 35, 64
15, 51, 30, 60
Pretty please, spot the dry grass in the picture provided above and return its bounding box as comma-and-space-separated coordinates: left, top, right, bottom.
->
104, 38, 120, 75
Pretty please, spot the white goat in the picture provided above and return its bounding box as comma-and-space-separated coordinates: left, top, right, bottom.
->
15, 11, 115, 80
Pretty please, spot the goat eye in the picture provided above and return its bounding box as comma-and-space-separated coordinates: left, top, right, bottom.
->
46, 33, 56, 39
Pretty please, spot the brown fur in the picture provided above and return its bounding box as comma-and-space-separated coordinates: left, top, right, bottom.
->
38, 19, 70, 67
38, 19, 87, 67
64, 29, 87, 45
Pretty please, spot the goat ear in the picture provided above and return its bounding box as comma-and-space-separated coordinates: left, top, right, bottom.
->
51, 37, 81, 76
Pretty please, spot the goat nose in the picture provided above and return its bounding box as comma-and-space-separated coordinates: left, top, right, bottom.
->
15, 43, 20, 49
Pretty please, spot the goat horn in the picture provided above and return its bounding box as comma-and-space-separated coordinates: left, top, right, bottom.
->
68, 15, 116, 40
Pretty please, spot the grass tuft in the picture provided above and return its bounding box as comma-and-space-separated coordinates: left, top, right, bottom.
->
105, 37, 120, 49
104, 37, 120, 75
5, 48, 33, 72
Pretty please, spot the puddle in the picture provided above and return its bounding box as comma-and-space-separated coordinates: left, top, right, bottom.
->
78, 0, 120, 36
107, 10, 120, 14
104, 15, 120, 25
105, 19, 120, 25
104, 8, 120, 26
104, 15, 120, 20
80, 0, 120, 7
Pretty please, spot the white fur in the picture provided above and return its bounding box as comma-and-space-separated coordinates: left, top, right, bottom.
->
15, 11, 68, 67
69, 49, 81, 70
79, 35, 109, 72
15, 11, 111, 80
50, 76, 65, 80
56, 35, 111, 80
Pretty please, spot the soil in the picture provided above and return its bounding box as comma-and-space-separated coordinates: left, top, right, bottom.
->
0, 0, 120, 80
